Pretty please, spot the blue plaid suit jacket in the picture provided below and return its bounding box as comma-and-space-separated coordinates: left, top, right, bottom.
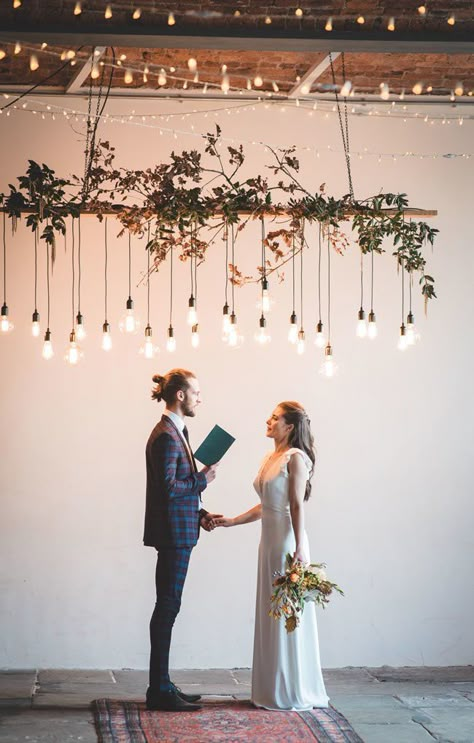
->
144, 415, 208, 548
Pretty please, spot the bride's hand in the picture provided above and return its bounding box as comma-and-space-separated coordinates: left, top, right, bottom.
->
212, 516, 234, 528
293, 548, 309, 565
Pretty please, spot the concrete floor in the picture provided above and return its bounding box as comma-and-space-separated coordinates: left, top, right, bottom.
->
1, 666, 473, 742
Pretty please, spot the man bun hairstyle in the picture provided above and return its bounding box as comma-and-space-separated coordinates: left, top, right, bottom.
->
278, 400, 316, 501
151, 368, 196, 405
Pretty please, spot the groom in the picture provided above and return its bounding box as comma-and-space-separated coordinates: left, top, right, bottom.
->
144, 368, 220, 711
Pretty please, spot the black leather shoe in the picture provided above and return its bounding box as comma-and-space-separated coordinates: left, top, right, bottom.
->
146, 690, 201, 712
170, 682, 202, 703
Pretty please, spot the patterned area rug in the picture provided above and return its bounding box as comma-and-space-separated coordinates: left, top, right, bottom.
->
92, 698, 364, 743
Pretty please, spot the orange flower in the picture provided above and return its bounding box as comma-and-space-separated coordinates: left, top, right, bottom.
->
289, 572, 299, 583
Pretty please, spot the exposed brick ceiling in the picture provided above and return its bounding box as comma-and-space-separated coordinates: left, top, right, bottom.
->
0, 0, 473, 100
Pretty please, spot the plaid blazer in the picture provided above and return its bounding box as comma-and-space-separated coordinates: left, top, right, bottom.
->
143, 415, 208, 548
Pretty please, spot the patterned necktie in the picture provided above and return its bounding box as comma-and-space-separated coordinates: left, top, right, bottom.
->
182, 426, 197, 472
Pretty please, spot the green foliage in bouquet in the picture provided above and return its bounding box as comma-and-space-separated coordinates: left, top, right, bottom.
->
270, 553, 344, 633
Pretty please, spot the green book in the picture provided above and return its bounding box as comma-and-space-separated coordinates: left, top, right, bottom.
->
194, 424, 236, 466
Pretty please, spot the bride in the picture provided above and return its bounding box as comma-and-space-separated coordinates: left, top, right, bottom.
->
214, 401, 329, 711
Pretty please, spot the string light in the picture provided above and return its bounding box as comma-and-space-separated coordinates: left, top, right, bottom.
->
1, 213, 13, 334
75, 216, 86, 340
454, 82, 464, 96
380, 82, 390, 100
418, 5, 427, 16
412, 82, 423, 95
119, 232, 140, 334
31, 227, 40, 337
387, 17, 395, 31
168, 12, 176, 26
357, 15, 365, 24
101, 218, 112, 351
166, 242, 176, 352
140, 223, 159, 359
14, 42, 21, 55
288, 234, 298, 344
314, 224, 326, 348
295, 8, 303, 17
447, 14, 455, 25
321, 231, 337, 377
74, 2, 82, 15
132, 7, 142, 20
42, 239, 53, 359
104, 4, 112, 19
124, 69, 133, 84
29, 54, 39, 71
325, 17, 333, 31
65, 220, 82, 364
13, 0, 22, 8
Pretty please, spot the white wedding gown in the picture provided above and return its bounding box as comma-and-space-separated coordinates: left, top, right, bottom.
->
251, 447, 329, 711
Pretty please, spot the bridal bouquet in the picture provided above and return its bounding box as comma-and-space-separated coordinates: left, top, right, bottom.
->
270, 553, 344, 633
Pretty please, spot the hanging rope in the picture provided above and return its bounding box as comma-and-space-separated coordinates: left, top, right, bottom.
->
329, 52, 354, 200
71, 217, 75, 328
34, 226, 38, 312
317, 222, 323, 323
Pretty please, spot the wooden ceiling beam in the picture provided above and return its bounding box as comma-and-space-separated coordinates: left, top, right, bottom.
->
0, 27, 474, 54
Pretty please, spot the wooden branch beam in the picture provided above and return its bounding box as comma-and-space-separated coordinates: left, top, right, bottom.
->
0, 207, 438, 218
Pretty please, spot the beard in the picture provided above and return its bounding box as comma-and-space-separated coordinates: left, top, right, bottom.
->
182, 402, 196, 417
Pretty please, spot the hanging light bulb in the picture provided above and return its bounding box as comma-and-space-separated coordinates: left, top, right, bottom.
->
228, 312, 243, 348
221, 73, 230, 93
379, 82, 390, 100
31, 309, 40, 337
191, 323, 200, 348
102, 321, 112, 351
288, 312, 298, 343
321, 343, 336, 378
0, 303, 13, 333
124, 68, 133, 84
42, 329, 54, 360
73, 1, 82, 15
398, 323, 408, 351
104, 4, 112, 19
75, 311, 86, 340
158, 69, 167, 86
65, 329, 82, 365
297, 329, 305, 355
261, 278, 271, 312
356, 308, 367, 338
168, 11, 176, 25
91, 61, 100, 79
187, 295, 198, 325
325, 16, 333, 31
387, 16, 395, 31
140, 324, 158, 359
222, 302, 231, 340
119, 297, 139, 333
14, 41, 21, 54
406, 311, 420, 345
132, 7, 142, 20
255, 315, 271, 345
315, 321, 325, 348
166, 325, 176, 352
29, 54, 39, 71
13, 0, 22, 7
367, 311, 377, 339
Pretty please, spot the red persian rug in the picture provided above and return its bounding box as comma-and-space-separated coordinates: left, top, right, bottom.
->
92, 698, 364, 743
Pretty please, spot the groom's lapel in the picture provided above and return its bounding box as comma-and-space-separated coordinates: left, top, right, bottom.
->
161, 415, 196, 473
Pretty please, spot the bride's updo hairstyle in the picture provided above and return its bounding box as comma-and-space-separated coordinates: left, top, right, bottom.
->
151, 368, 195, 405
279, 401, 315, 501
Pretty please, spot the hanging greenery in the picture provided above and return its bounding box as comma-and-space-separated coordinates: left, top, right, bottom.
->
0, 126, 437, 304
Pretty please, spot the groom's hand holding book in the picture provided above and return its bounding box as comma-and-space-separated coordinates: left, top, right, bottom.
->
195, 424, 235, 531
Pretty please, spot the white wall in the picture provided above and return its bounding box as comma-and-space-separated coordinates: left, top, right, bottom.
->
1, 97, 473, 670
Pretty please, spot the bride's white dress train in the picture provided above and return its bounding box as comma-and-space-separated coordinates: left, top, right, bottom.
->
251, 447, 329, 711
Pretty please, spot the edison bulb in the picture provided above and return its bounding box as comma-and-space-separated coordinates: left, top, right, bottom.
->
356, 309, 367, 338
255, 317, 271, 345
75, 312, 86, 341
31, 310, 40, 337
102, 322, 112, 351
398, 324, 408, 351
187, 297, 198, 326
42, 330, 53, 360
406, 312, 419, 345
166, 327, 176, 352
321, 344, 336, 378
315, 321, 325, 348
191, 325, 200, 348
65, 332, 81, 365
119, 299, 139, 334
297, 330, 305, 355
288, 313, 298, 344
1, 304, 13, 333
